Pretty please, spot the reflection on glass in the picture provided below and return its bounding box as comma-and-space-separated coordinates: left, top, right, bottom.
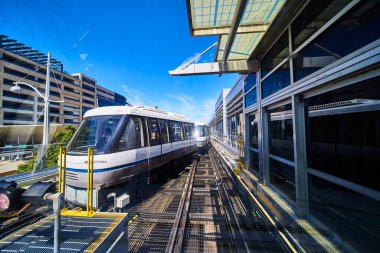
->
262, 62, 290, 98
269, 106, 294, 161
248, 113, 258, 149
68, 115, 122, 154
270, 158, 295, 201
292, 0, 350, 50
261, 32, 289, 78
309, 175, 380, 252
244, 73, 256, 92
245, 88, 257, 108
249, 149, 259, 175
293, 1, 380, 82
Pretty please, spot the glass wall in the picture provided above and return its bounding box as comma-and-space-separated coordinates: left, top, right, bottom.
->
241, 0, 380, 251
293, 1, 380, 82
245, 73, 257, 107
268, 104, 295, 201
247, 112, 259, 175
305, 76, 380, 252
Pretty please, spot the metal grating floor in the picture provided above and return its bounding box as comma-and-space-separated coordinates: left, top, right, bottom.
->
126, 168, 192, 253
0, 213, 127, 253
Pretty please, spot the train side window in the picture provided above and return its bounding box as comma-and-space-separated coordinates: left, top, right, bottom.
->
131, 117, 144, 148
169, 121, 183, 142
184, 123, 191, 140
148, 118, 161, 146
159, 120, 169, 144
118, 118, 136, 152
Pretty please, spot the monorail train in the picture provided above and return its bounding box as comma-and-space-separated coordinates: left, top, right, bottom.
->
194, 121, 209, 149
64, 105, 196, 206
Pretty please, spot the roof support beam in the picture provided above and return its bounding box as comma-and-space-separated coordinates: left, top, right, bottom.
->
221, 0, 247, 63
169, 60, 258, 76
193, 24, 269, 36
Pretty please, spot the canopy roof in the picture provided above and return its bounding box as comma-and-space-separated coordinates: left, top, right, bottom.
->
188, 0, 285, 61
170, 0, 288, 76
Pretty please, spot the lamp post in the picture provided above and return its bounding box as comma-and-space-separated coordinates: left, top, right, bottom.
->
10, 53, 64, 170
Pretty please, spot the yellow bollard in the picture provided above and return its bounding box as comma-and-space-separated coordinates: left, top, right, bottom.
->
86, 148, 94, 216
58, 147, 67, 194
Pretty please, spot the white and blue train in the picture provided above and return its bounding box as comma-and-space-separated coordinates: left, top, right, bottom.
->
64, 105, 196, 207
194, 121, 209, 149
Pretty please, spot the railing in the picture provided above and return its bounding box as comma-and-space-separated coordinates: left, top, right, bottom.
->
0, 143, 67, 161
211, 133, 245, 157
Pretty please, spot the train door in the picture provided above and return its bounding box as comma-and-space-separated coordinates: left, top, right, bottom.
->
130, 116, 148, 163
159, 120, 170, 163
169, 121, 184, 156
147, 118, 162, 169
183, 123, 192, 153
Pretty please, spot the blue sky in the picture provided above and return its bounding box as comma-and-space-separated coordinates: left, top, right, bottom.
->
0, 0, 239, 122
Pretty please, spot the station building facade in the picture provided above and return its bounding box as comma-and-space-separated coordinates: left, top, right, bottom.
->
184, 1, 380, 252
0, 35, 126, 145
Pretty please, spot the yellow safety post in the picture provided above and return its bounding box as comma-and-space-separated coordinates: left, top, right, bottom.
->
61, 147, 95, 217
86, 147, 95, 216
58, 147, 67, 194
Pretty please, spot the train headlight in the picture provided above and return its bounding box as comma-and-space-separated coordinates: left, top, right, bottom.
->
0, 193, 10, 211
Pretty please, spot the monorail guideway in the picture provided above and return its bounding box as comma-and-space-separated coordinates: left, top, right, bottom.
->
0, 148, 293, 252
126, 149, 289, 253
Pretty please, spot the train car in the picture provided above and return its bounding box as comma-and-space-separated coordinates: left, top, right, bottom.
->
64, 105, 196, 208
194, 121, 209, 151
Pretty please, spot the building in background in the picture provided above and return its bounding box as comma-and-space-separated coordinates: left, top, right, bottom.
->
96, 85, 127, 108
0, 34, 126, 145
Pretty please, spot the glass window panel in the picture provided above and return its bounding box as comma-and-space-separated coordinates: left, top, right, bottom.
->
68, 115, 122, 154
308, 175, 380, 252
249, 149, 259, 175
261, 62, 290, 98
169, 121, 183, 142
148, 118, 161, 146
269, 105, 294, 161
292, 0, 351, 50
245, 87, 257, 108
131, 117, 144, 148
270, 158, 295, 201
294, 1, 380, 82
118, 118, 136, 152
261, 32, 289, 77
306, 77, 380, 191
159, 120, 169, 144
248, 113, 258, 149
244, 73, 256, 92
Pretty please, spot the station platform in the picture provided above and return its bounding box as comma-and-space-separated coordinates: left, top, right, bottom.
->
0, 212, 128, 253
211, 138, 344, 252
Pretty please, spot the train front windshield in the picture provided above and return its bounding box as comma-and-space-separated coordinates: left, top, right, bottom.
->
67, 115, 123, 154
195, 125, 207, 137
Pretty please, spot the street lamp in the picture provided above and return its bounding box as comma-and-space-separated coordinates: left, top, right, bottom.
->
10, 53, 64, 170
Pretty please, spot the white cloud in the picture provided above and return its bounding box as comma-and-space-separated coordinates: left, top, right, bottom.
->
120, 86, 216, 123
159, 92, 215, 123
121, 85, 146, 106
79, 53, 88, 60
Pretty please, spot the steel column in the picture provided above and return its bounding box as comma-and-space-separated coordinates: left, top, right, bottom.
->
291, 95, 309, 217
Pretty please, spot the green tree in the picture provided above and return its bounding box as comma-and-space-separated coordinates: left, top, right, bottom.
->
16, 125, 76, 174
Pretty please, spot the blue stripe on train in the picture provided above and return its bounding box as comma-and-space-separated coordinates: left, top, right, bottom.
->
66, 159, 145, 173
65, 146, 195, 174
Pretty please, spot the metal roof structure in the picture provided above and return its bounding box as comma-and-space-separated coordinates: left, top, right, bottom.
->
169, 0, 290, 76
0, 34, 63, 72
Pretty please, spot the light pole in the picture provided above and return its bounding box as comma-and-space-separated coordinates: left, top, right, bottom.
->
10, 53, 64, 170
